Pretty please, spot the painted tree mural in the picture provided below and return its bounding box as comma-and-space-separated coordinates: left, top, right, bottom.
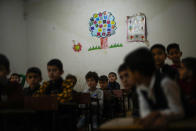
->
89, 11, 117, 49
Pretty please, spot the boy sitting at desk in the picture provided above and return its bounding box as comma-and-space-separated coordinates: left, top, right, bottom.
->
101, 48, 184, 129
33, 59, 74, 103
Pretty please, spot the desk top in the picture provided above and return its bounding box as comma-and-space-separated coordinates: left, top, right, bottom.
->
99, 117, 196, 130
0, 96, 78, 111
99, 117, 142, 130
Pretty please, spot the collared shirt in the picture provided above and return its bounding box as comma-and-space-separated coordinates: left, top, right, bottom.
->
137, 74, 184, 120
159, 64, 179, 80
108, 82, 120, 90
83, 88, 104, 106
23, 85, 40, 96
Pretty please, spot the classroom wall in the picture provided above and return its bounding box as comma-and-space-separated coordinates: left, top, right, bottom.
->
0, 0, 27, 75
1, 0, 196, 91
24, 0, 196, 91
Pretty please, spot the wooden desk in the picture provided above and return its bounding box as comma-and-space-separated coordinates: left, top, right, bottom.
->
99, 117, 196, 131
169, 117, 196, 129
0, 96, 78, 131
0, 109, 36, 131
24, 96, 58, 111
99, 117, 142, 131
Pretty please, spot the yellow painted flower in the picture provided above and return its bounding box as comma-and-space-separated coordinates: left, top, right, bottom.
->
98, 28, 102, 32
111, 21, 115, 25
94, 13, 98, 18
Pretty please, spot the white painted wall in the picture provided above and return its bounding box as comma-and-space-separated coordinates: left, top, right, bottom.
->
0, 0, 27, 75
24, 0, 196, 91
1, 0, 196, 91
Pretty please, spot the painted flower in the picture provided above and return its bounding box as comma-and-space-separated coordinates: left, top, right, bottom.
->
73, 43, 82, 52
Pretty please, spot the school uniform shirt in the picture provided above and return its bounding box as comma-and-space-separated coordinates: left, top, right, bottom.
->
108, 82, 120, 90
83, 88, 104, 106
178, 79, 196, 116
23, 85, 40, 96
159, 64, 179, 80
171, 64, 181, 70
127, 87, 139, 117
0, 77, 8, 101
178, 79, 196, 99
137, 72, 184, 120
0, 79, 24, 106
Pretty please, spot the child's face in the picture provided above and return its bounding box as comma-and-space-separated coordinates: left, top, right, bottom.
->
86, 78, 97, 89
47, 65, 63, 81
168, 48, 182, 64
127, 69, 142, 86
10, 75, 20, 83
179, 63, 192, 80
0, 65, 9, 78
99, 81, 108, 90
26, 73, 41, 88
151, 48, 166, 68
108, 74, 117, 83
119, 69, 134, 89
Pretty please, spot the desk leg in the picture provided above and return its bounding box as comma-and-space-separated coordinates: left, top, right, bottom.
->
3, 119, 7, 131
52, 111, 56, 131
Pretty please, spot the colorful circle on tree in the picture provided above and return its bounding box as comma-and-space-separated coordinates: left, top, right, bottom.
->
89, 11, 117, 38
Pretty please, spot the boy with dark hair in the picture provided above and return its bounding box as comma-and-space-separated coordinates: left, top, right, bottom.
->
167, 43, 182, 69
151, 43, 178, 80
84, 71, 103, 105
35, 58, 64, 95
99, 75, 114, 119
151, 44, 166, 69
179, 57, 196, 80
65, 74, 77, 87
179, 57, 196, 116
118, 63, 134, 90
9, 73, 21, 84
85, 71, 99, 82
0, 54, 10, 86
99, 75, 109, 90
124, 47, 184, 128
118, 63, 139, 117
0, 54, 23, 103
24, 67, 42, 96
33, 59, 75, 130
108, 72, 120, 90
82, 71, 103, 129
0, 54, 10, 101
34, 59, 74, 103
47, 58, 63, 81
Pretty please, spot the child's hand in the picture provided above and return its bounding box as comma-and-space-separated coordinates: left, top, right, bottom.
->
136, 111, 161, 128
152, 115, 168, 129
